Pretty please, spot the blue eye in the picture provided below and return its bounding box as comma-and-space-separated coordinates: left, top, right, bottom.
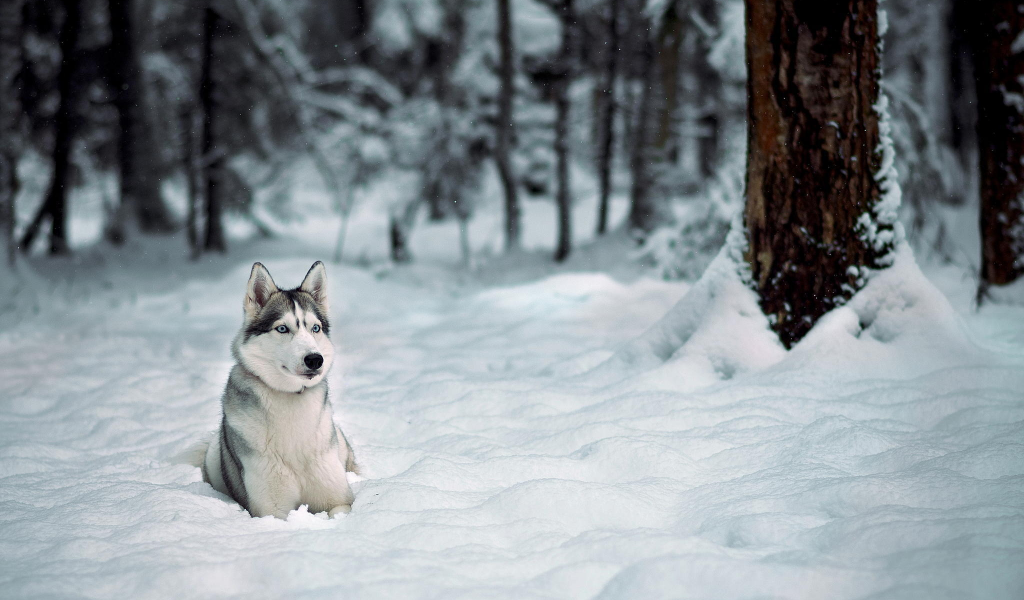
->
311, 324, 321, 333
275, 325, 289, 333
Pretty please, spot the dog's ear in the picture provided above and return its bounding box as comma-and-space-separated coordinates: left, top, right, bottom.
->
244, 262, 278, 318
300, 261, 328, 312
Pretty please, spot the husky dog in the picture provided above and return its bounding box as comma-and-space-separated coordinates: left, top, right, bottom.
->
203, 261, 358, 519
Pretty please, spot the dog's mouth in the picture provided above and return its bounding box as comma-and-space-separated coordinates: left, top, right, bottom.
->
281, 365, 321, 380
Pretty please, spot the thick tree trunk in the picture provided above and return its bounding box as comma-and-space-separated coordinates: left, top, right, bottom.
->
595, 0, 620, 236
628, 36, 658, 233
0, 0, 23, 266
974, 1, 1024, 292
496, 0, 520, 249
552, 0, 575, 263
200, 6, 226, 253
108, 0, 174, 239
21, 0, 81, 255
744, 0, 897, 348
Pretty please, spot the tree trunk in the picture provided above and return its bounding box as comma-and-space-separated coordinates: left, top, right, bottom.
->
0, 0, 23, 266
21, 0, 81, 255
182, 107, 201, 260
628, 35, 658, 233
694, 0, 721, 181
652, 1, 683, 157
552, 0, 575, 263
948, 0, 976, 170
389, 200, 420, 263
595, 0, 620, 236
975, 1, 1024, 292
744, 0, 897, 348
108, 0, 174, 239
495, 0, 520, 249
200, 6, 226, 253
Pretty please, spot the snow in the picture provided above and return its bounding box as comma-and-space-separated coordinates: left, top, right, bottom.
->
1, 227, 1023, 599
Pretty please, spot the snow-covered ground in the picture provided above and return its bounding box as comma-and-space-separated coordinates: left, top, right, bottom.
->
1, 220, 1023, 598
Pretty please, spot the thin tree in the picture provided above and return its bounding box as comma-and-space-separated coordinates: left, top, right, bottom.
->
546, 0, 576, 262
744, 0, 898, 348
496, 0, 520, 249
974, 1, 1024, 294
628, 32, 657, 233
20, 0, 82, 255
107, 0, 175, 242
199, 4, 226, 252
595, 0, 620, 236
0, 0, 23, 266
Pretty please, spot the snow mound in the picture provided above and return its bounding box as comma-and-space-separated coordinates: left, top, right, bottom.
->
0, 255, 1022, 599
607, 246, 785, 388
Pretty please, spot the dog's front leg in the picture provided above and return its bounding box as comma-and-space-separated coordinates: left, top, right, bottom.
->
243, 467, 301, 519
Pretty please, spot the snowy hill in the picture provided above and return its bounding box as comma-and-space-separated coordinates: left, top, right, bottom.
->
0, 246, 1023, 599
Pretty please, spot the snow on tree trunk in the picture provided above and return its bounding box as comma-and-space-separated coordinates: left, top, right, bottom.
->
496, 0, 520, 249
108, 0, 174, 239
975, 1, 1024, 292
0, 0, 22, 267
743, 0, 899, 348
200, 6, 226, 253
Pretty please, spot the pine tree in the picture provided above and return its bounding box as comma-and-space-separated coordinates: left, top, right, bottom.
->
743, 0, 899, 347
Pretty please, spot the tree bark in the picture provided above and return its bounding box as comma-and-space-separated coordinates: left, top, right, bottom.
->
628, 35, 658, 233
974, 1, 1024, 292
200, 5, 226, 253
21, 0, 81, 255
552, 0, 575, 263
496, 0, 520, 249
744, 0, 896, 348
0, 0, 23, 266
108, 0, 174, 240
595, 0, 620, 236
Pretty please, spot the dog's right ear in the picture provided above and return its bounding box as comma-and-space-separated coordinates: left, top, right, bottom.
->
244, 262, 278, 319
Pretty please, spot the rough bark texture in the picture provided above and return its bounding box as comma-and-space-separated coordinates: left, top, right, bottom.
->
108, 0, 174, 239
0, 0, 23, 266
595, 0, 620, 235
496, 0, 520, 249
21, 0, 81, 255
974, 1, 1024, 291
200, 6, 225, 253
552, 0, 575, 262
744, 0, 893, 348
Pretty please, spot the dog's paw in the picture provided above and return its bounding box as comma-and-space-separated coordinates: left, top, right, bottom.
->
329, 504, 351, 518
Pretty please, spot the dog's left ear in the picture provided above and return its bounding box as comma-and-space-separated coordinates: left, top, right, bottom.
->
300, 261, 329, 313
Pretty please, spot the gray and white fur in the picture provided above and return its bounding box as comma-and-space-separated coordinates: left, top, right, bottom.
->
203, 261, 358, 519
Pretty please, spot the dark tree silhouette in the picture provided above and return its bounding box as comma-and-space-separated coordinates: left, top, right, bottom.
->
200, 5, 226, 253
0, 0, 23, 266
595, 0, 620, 236
496, 0, 520, 249
107, 0, 175, 241
974, 1, 1024, 293
20, 0, 81, 255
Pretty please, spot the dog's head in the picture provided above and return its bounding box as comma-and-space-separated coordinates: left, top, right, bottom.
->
234, 261, 335, 393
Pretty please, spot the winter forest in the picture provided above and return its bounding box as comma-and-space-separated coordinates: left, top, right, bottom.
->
1, 0, 1024, 597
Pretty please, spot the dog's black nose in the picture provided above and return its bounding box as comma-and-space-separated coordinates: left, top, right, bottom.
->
304, 353, 323, 370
